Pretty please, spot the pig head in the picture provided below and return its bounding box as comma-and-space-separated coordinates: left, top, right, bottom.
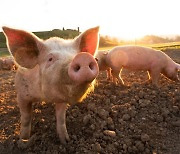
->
95, 50, 112, 80
2, 26, 99, 144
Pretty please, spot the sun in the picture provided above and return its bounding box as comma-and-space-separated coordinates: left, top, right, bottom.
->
100, 25, 147, 41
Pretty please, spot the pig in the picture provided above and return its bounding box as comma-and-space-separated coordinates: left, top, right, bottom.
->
0, 57, 14, 70
95, 50, 111, 80
2, 57, 15, 70
0, 58, 3, 70
105, 45, 180, 86
2, 26, 100, 144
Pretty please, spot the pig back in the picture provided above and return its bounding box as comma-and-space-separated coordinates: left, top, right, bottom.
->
107, 46, 166, 71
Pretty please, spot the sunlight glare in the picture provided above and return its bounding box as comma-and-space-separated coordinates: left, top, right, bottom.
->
1, 0, 180, 40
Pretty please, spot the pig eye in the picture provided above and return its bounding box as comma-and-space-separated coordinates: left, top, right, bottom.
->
95, 58, 98, 62
48, 58, 53, 61
45, 54, 57, 68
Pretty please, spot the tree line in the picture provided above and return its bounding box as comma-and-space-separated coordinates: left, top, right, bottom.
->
1, 29, 180, 48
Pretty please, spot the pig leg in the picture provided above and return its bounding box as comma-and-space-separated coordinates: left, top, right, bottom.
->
148, 69, 161, 86
111, 70, 119, 84
18, 100, 32, 140
106, 68, 112, 80
147, 71, 151, 80
119, 68, 124, 85
55, 103, 70, 144
143, 71, 153, 84
111, 68, 124, 85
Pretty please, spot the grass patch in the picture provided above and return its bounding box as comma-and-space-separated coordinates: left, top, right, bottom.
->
1, 42, 180, 58
99, 46, 114, 51
0, 50, 10, 57
99, 42, 180, 51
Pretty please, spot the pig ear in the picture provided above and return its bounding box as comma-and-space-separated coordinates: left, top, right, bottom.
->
2, 26, 41, 69
76, 26, 99, 55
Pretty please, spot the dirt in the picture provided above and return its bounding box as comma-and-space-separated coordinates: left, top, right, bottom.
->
0, 49, 180, 154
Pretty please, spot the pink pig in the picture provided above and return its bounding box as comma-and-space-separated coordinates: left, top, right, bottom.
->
101, 46, 180, 85
3, 57, 15, 70
0, 58, 3, 70
95, 50, 111, 80
3, 26, 99, 144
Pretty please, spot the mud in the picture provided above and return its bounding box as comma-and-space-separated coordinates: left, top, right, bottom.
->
0, 49, 180, 154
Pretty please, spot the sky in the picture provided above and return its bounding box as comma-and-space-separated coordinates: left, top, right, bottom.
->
1, 0, 180, 40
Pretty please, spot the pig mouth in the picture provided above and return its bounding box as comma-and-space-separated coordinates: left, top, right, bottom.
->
54, 64, 96, 104
66, 80, 96, 104
53, 80, 95, 104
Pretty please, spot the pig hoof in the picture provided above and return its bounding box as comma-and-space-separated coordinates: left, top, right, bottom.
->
18, 134, 37, 149
20, 125, 31, 140
20, 131, 31, 140
143, 80, 151, 85
17, 139, 29, 149
107, 77, 111, 81
121, 84, 128, 88
59, 134, 70, 144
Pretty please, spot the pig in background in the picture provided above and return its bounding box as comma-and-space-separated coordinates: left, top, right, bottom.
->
2, 26, 99, 144
0, 57, 17, 70
0, 58, 3, 69
96, 46, 180, 86
95, 50, 112, 80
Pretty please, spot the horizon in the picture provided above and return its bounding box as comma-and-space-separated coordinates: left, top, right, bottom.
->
2, 26, 180, 42
1, 0, 180, 40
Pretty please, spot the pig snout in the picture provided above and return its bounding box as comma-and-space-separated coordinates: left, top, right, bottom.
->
68, 52, 99, 83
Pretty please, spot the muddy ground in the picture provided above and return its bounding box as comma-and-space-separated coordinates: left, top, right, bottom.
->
0, 49, 180, 154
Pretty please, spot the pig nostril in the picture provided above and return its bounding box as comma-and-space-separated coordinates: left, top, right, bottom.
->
74, 64, 81, 72
89, 62, 94, 70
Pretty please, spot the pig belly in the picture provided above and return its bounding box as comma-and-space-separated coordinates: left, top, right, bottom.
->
124, 57, 152, 71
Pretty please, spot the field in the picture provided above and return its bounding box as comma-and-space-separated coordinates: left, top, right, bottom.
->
99, 42, 180, 51
1, 27, 180, 58
0, 48, 9, 57
0, 46, 180, 153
